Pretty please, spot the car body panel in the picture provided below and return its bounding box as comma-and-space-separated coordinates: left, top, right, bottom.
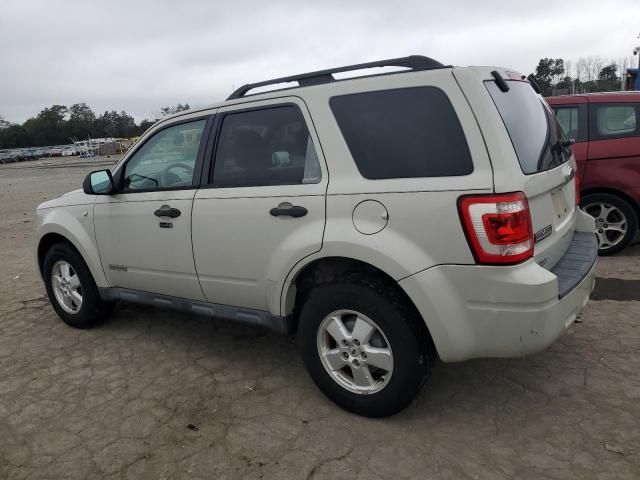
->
547, 92, 640, 215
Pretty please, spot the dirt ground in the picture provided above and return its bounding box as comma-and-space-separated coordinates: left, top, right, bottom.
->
1, 156, 639, 480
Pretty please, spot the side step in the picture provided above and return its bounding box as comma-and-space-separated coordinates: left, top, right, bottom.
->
99, 287, 292, 334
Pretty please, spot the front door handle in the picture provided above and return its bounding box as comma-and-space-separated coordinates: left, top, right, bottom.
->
154, 205, 181, 218
270, 205, 308, 218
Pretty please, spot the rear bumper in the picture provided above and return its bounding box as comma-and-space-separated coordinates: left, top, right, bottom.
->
399, 231, 597, 363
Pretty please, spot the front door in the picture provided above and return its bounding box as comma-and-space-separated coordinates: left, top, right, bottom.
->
94, 116, 212, 300
192, 100, 327, 313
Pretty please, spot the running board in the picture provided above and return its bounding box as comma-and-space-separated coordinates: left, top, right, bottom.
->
98, 287, 292, 334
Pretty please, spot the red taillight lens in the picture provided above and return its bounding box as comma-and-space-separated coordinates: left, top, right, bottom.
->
458, 192, 533, 265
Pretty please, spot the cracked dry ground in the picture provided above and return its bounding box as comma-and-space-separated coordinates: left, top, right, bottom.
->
1, 157, 639, 480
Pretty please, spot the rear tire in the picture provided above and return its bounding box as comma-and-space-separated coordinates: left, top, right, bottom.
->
581, 193, 638, 255
298, 275, 432, 417
43, 242, 112, 328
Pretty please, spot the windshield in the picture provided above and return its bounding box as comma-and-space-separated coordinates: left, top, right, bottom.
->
486, 80, 570, 174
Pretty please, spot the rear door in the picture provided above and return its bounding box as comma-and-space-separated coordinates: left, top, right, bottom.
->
191, 98, 327, 314
483, 77, 579, 269
587, 102, 640, 162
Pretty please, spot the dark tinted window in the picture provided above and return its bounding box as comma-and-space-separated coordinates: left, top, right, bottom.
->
329, 87, 473, 179
212, 106, 321, 187
486, 81, 570, 174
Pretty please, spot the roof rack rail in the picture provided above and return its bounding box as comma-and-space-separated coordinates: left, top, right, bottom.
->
227, 55, 447, 100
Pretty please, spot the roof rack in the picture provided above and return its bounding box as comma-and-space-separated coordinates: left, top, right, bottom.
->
226, 55, 447, 100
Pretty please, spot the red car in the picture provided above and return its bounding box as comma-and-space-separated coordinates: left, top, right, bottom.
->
546, 92, 640, 254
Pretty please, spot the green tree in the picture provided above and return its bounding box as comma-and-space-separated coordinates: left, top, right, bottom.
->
67, 103, 96, 139
598, 64, 618, 82
0, 123, 32, 148
23, 105, 69, 146
529, 58, 565, 96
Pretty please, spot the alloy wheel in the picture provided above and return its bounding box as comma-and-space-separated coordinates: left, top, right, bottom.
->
583, 202, 628, 251
51, 260, 83, 314
316, 309, 393, 394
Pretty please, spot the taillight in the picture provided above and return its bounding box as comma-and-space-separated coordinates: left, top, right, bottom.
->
458, 192, 534, 265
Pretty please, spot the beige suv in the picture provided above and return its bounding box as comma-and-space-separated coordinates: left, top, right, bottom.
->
35, 56, 597, 417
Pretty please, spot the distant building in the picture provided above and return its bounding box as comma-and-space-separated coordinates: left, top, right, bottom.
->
623, 68, 639, 90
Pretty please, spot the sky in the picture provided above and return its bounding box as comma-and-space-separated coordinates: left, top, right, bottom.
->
1, 0, 639, 124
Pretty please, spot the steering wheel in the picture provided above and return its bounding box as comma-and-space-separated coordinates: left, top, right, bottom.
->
161, 162, 194, 186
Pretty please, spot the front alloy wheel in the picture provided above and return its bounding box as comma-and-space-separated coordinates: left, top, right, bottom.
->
51, 260, 83, 314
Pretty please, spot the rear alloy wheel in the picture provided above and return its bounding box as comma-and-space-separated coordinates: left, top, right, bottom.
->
582, 193, 638, 255
317, 309, 394, 395
299, 277, 431, 417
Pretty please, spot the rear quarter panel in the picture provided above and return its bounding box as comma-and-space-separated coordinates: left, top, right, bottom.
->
278, 69, 494, 314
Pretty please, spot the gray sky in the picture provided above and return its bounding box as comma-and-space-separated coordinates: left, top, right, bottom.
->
1, 0, 639, 123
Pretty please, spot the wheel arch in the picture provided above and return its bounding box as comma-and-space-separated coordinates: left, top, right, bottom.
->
281, 255, 437, 355
37, 220, 109, 288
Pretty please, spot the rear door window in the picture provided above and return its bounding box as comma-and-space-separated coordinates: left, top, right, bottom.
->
329, 87, 473, 179
211, 105, 321, 187
590, 104, 638, 139
486, 80, 570, 174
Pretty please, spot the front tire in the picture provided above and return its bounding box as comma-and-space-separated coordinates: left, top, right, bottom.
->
43, 242, 112, 328
582, 193, 638, 255
298, 276, 432, 417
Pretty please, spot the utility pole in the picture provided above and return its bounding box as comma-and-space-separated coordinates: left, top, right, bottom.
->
633, 33, 640, 91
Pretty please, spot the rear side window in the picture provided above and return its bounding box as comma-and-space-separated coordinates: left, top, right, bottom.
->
212, 105, 321, 188
593, 104, 638, 138
486, 81, 570, 174
329, 87, 473, 179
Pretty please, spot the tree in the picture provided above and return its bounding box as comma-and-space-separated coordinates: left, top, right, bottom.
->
0, 123, 32, 148
23, 105, 69, 146
158, 103, 191, 118
67, 103, 96, 140
585, 55, 603, 82
529, 58, 565, 96
598, 64, 618, 82
597, 63, 621, 91
138, 119, 156, 133
0, 114, 10, 129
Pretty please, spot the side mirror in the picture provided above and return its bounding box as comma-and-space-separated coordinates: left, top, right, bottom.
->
83, 169, 114, 195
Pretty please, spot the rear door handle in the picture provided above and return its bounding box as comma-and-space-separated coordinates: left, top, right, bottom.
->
154, 205, 181, 218
270, 205, 308, 218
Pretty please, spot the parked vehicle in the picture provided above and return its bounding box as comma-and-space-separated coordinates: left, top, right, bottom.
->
36, 56, 597, 417
547, 92, 640, 254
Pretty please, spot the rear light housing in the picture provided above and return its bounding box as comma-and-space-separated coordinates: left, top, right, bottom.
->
458, 192, 534, 265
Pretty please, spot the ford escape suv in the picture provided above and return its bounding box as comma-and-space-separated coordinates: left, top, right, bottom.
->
35, 56, 597, 417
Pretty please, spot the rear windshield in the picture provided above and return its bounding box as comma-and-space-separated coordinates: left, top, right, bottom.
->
486, 80, 570, 174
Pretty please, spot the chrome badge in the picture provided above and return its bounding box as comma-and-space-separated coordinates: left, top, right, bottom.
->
535, 224, 553, 243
